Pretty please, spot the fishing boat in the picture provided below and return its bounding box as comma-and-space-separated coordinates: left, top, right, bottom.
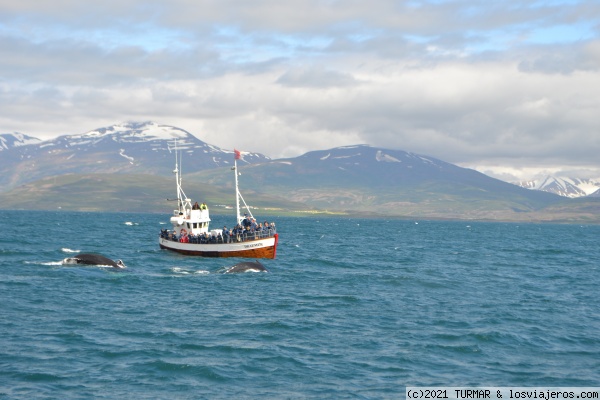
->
159, 146, 279, 259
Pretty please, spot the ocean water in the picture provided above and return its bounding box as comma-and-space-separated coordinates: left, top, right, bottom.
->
1, 210, 599, 399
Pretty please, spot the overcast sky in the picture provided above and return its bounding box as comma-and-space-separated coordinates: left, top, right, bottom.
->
1, 0, 599, 181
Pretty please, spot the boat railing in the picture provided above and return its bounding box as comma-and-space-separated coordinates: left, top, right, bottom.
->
159, 228, 277, 244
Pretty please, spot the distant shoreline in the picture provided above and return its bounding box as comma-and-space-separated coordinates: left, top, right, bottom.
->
2, 207, 599, 225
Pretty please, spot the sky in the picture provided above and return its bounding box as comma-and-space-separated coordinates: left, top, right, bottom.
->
1, 0, 599, 181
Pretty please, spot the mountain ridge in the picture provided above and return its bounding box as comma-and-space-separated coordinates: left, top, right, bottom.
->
0, 132, 41, 151
0, 121, 270, 190
2, 121, 599, 222
515, 176, 600, 198
190, 144, 563, 216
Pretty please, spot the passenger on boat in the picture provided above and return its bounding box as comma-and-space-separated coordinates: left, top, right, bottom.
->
192, 202, 200, 210
255, 223, 262, 238
223, 226, 230, 243
233, 224, 243, 242
242, 214, 251, 229
200, 202, 208, 210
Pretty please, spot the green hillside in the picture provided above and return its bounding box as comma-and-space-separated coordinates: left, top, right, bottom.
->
0, 173, 311, 215
1, 172, 599, 222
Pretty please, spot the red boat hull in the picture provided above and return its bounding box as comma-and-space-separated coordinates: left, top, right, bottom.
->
159, 234, 278, 259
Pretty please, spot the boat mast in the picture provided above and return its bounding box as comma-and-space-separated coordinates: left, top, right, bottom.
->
234, 158, 241, 224
174, 144, 181, 212
233, 151, 254, 225
170, 139, 188, 213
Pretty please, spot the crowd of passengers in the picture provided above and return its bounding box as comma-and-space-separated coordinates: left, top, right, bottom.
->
160, 215, 276, 244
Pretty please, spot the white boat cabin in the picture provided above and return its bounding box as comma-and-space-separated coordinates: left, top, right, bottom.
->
169, 199, 222, 238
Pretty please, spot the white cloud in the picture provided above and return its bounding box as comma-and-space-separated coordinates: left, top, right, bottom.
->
1, 0, 599, 180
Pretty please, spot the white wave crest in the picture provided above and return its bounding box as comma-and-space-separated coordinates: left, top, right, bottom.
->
171, 267, 210, 275
34, 261, 63, 266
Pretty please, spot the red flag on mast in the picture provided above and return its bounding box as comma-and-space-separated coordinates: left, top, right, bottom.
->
234, 149, 241, 160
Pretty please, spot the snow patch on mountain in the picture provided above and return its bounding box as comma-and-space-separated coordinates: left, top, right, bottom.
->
333, 152, 361, 160
0, 133, 41, 151
375, 150, 401, 163
74, 121, 188, 144
417, 156, 437, 166
119, 149, 134, 163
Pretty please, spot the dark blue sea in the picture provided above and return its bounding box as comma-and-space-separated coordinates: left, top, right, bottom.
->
1, 210, 599, 399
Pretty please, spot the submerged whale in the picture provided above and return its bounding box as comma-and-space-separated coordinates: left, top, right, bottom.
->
62, 253, 126, 269
225, 261, 268, 273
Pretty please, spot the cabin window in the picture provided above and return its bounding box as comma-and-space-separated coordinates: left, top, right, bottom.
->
187, 223, 191, 229
193, 223, 197, 229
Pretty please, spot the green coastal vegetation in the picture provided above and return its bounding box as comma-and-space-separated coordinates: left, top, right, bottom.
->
1, 172, 598, 223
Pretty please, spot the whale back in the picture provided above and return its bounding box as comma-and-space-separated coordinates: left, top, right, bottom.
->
66, 253, 125, 268
226, 261, 268, 273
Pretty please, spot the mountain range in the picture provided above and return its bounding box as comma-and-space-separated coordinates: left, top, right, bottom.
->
515, 176, 600, 198
0, 122, 269, 190
1, 122, 599, 222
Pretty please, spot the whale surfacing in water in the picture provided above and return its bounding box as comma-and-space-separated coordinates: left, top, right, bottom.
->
225, 261, 268, 273
62, 253, 126, 269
